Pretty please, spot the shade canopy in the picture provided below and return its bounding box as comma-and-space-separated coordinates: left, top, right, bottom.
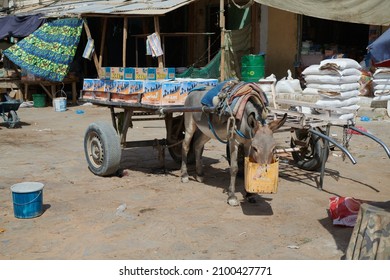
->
254, 0, 390, 25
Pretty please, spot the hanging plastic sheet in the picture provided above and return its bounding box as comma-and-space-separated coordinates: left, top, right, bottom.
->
146, 33, 164, 57
3, 18, 83, 82
367, 28, 390, 65
82, 38, 95, 60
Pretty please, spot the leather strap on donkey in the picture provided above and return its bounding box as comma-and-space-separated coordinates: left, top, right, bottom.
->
202, 80, 270, 143
205, 80, 270, 123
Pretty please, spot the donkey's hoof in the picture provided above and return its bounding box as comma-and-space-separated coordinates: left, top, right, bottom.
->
246, 194, 257, 204
195, 175, 204, 183
181, 176, 189, 183
227, 196, 240, 207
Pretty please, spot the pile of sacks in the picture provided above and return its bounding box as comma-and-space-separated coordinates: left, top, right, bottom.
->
260, 70, 302, 108
372, 68, 390, 102
275, 69, 303, 95
258, 74, 277, 100
301, 58, 362, 119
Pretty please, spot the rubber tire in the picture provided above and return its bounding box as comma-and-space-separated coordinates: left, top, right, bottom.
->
167, 116, 197, 164
7, 110, 18, 128
226, 143, 245, 177
290, 128, 329, 171
84, 121, 121, 176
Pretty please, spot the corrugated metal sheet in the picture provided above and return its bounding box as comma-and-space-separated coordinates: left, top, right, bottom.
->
6, 0, 195, 17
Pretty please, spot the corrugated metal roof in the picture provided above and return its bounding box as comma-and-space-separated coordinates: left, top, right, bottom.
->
6, 0, 195, 17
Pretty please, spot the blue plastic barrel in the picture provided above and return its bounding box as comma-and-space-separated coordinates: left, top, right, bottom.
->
11, 182, 44, 219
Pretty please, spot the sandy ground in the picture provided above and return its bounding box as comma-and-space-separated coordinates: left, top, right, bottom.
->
1, 103, 390, 260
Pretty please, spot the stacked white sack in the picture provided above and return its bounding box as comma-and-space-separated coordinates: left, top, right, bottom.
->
372, 68, 390, 101
302, 58, 362, 120
258, 74, 277, 101
275, 69, 303, 95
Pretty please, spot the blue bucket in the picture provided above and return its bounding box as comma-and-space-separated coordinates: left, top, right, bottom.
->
11, 182, 44, 219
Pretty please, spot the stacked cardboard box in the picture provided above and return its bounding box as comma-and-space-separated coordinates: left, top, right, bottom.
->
82, 69, 218, 106
102, 67, 176, 81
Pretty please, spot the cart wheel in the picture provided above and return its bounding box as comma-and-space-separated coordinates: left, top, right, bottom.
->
167, 115, 196, 164
84, 121, 121, 176
290, 128, 329, 171
226, 144, 245, 177
7, 110, 19, 128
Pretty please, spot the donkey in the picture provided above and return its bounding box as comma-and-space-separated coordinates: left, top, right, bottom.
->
181, 81, 287, 206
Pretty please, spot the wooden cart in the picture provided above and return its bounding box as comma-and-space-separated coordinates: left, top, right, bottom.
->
80, 89, 390, 190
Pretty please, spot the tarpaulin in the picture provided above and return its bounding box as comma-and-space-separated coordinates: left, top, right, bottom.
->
254, 0, 390, 25
3, 18, 83, 82
0, 14, 45, 40
367, 28, 390, 65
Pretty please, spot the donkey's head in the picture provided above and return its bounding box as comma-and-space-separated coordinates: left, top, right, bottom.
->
248, 113, 287, 164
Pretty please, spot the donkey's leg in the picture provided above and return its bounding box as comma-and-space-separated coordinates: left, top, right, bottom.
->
227, 139, 240, 206
181, 113, 196, 183
193, 131, 210, 183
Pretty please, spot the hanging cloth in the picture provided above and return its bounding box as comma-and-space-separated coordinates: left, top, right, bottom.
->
3, 18, 83, 82
0, 14, 45, 40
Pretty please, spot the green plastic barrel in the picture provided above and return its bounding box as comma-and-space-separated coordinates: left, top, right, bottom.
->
241, 54, 265, 82
32, 94, 46, 108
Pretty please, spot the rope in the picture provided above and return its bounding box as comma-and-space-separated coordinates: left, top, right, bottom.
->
207, 114, 228, 144
343, 120, 354, 161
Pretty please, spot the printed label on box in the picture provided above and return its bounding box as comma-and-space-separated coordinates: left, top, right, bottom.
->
94, 79, 107, 92
147, 68, 157, 80
155, 68, 176, 80
179, 80, 198, 103
124, 68, 135, 80
129, 80, 144, 93
142, 81, 162, 105
162, 81, 181, 105
83, 79, 97, 91
167, 68, 175, 80
135, 68, 148, 80
110, 67, 124, 80
113, 80, 131, 94
111, 93, 138, 103
180, 81, 198, 94
102, 67, 111, 79
104, 80, 116, 92
196, 78, 218, 87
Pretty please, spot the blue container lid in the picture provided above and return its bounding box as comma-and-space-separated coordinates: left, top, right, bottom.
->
11, 182, 44, 193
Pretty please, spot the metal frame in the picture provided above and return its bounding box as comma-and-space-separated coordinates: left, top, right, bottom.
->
271, 99, 390, 189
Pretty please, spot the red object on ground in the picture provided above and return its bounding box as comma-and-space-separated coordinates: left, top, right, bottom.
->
329, 197, 366, 227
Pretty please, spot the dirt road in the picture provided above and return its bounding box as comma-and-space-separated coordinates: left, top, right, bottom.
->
1, 103, 389, 260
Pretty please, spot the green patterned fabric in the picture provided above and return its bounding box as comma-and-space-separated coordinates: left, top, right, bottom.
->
4, 18, 83, 82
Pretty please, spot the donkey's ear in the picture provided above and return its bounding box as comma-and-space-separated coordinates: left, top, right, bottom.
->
247, 113, 257, 129
268, 113, 287, 132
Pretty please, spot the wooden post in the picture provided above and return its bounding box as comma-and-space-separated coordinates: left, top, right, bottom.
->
83, 20, 102, 78
346, 202, 390, 260
220, 0, 225, 81
154, 16, 164, 68
99, 17, 107, 68
208, 34, 211, 63
123, 17, 128, 67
